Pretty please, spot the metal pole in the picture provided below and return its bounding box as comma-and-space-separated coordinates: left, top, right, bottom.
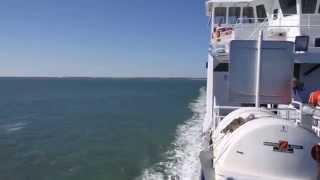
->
255, 31, 263, 108
211, 9, 214, 34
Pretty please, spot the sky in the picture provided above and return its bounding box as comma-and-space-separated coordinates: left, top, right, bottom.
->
0, 0, 209, 78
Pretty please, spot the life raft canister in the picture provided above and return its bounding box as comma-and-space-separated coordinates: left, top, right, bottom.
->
308, 90, 320, 106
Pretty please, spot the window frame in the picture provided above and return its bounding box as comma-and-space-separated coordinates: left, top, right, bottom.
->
256, 4, 267, 22
301, 0, 317, 14
228, 7, 241, 24
214, 7, 227, 24
279, 0, 297, 16
242, 6, 255, 23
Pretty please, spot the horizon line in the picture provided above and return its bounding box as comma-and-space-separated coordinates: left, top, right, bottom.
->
0, 76, 206, 79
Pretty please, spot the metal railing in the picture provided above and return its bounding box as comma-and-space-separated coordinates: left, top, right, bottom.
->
213, 105, 300, 125
232, 14, 320, 41
213, 103, 320, 137
236, 17, 268, 24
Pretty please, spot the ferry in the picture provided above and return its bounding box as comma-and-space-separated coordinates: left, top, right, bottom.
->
200, 0, 320, 179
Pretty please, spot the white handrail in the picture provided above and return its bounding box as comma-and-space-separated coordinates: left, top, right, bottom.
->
247, 18, 269, 40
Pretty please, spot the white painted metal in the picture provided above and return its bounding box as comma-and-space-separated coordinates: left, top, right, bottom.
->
203, 11, 215, 133
202, 0, 320, 179
228, 40, 294, 104
214, 116, 319, 180
255, 31, 263, 108
204, 51, 214, 132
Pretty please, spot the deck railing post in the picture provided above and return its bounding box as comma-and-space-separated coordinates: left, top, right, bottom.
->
255, 31, 263, 108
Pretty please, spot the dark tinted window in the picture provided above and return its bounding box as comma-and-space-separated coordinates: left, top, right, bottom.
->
315, 38, 320, 47
302, 0, 317, 14
279, 0, 297, 16
214, 7, 227, 24
214, 63, 229, 72
273, 9, 279, 20
242, 7, 254, 23
295, 36, 309, 51
256, 4, 267, 22
228, 7, 241, 24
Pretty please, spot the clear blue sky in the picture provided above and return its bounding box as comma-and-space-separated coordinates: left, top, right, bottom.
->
0, 0, 209, 77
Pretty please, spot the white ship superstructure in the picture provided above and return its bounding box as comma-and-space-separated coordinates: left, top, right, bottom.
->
200, 0, 320, 179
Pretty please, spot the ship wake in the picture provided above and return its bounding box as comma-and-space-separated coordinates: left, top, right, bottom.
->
139, 87, 206, 180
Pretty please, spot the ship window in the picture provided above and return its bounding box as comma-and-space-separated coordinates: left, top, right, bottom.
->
256, 5, 267, 22
242, 7, 254, 23
214, 7, 227, 24
214, 63, 229, 72
315, 38, 320, 47
279, 0, 297, 16
273, 9, 279, 20
228, 7, 241, 24
302, 0, 317, 14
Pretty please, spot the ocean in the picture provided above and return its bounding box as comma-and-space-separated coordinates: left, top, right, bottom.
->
0, 78, 205, 180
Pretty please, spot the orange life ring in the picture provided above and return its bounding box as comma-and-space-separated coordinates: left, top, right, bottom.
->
308, 90, 320, 106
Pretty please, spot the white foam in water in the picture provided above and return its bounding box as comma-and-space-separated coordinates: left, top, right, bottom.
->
2, 122, 28, 132
139, 87, 206, 180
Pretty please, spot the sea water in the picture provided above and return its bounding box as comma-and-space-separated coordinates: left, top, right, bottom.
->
0, 78, 205, 180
